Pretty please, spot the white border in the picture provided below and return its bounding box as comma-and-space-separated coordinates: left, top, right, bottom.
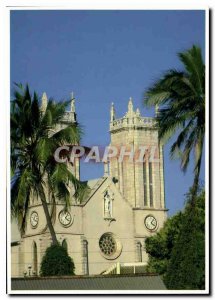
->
0, 0, 210, 296
0, 0, 210, 10
205, 8, 210, 295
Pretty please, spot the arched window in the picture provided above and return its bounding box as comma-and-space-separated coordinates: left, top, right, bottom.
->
83, 240, 89, 275
32, 241, 38, 275
149, 162, 153, 207
62, 239, 68, 252
143, 161, 148, 206
136, 241, 142, 262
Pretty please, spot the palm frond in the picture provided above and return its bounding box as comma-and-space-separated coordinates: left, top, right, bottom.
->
51, 123, 82, 145
143, 45, 205, 198
178, 46, 205, 94
170, 119, 194, 159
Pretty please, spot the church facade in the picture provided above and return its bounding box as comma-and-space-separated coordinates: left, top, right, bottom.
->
11, 95, 167, 277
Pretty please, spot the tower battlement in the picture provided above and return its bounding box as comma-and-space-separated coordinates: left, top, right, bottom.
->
41, 92, 77, 124
110, 115, 156, 132
110, 98, 157, 132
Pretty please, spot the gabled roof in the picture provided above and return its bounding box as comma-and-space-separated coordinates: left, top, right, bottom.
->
11, 274, 167, 291
81, 176, 108, 206
82, 176, 133, 209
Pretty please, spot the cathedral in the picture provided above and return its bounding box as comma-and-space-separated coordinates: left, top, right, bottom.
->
11, 94, 167, 277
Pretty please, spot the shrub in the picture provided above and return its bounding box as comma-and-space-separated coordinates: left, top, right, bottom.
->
145, 189, 205, 290
40, 244, 75, 276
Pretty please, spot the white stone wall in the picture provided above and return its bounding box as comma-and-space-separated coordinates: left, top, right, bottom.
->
82, 178, 136, 275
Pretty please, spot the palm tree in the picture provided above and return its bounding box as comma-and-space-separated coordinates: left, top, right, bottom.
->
11, 84, 88, 244
144, 45, 205, 204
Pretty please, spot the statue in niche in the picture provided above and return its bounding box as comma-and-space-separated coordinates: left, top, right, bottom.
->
104, 190, 113, 218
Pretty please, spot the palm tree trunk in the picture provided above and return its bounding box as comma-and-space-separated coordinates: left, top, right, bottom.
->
38, 183, 58, 245
191, 151, 203, 206
191, 173, 199, 207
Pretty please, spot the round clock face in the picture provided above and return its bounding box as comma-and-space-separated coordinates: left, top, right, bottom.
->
58, 210, 73, 227
30, 211, 39, 228
144, 215, 157, 231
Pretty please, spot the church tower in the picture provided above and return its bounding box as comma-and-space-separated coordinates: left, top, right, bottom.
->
58, 92, 80, 180
41, 92, 80, 180
109, 98, 165, 210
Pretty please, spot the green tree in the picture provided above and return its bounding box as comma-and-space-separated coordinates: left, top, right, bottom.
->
145, 189, 205, 290
145, 211, 184, 276
11, 84, 88, 244
40, 244, 75, 276
165, 190, 205, 290
144, 45, 205, 204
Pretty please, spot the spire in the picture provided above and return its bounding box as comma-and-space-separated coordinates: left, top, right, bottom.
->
41, 92, 48, 112
128, 97, 134, 113
136, 108, 141, 117
125, 97, 135, 118
70, 92, 75, 113
110, 102, 115, 122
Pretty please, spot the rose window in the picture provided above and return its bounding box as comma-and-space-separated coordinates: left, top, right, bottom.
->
99, 233, 117, 256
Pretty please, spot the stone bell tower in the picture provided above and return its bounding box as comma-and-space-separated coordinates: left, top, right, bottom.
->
109, 98, 165, 210
40, 92, 80, 180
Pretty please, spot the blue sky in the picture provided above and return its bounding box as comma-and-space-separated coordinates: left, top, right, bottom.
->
10, 10, 205, 215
